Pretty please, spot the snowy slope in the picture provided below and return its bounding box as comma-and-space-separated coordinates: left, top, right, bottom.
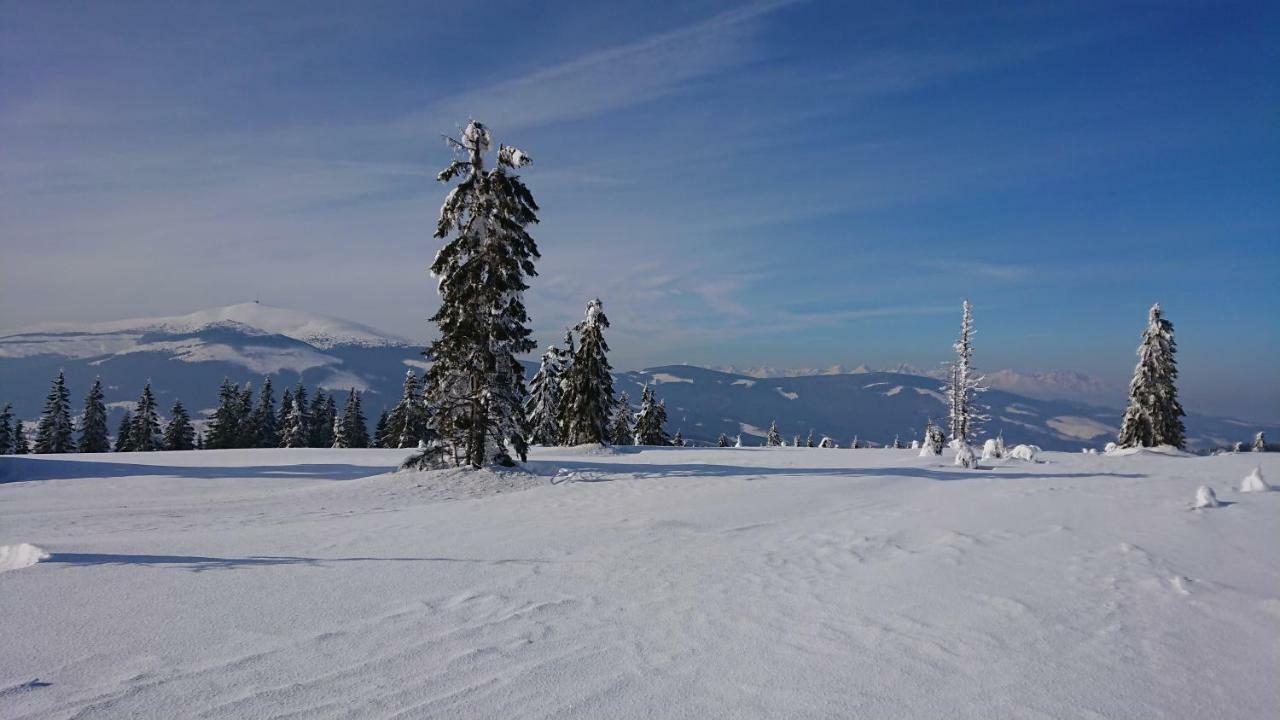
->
1, 447, 1276, 718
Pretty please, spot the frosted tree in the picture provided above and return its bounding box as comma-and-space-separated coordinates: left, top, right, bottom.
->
766, 421, 782, 447
1117, 303, 1186, 449
734, 434, 743, 448
129, 383, 163, 452
793, 435, 802, 448
113, 412, 133, 452
231, 383, 256, 448
335, 389, 369, 448
1255, 432, 1268, 453
373, 410, 389, 448
248, 377, 279, 448
0, 403, 13, 454
891, 434, 902, 449
525, 347, 563, 446
206, 379, 243, 450
163, 401, 196, 451
717, 433, 730, 447
672, 430, 685, 447
850, 435, 859, 449
420, 120, 538, 469
13, 420, 30, 454
78, 378, 111, 453
806, 430, 815, 448
924, 420, 945, 456
609, 392, 633, 446
559, 299, 616, 446
386, 370, 431, 448
633, 384, 670, 446
281, 399, 309, 448
277, 387, 294, 443
34, 370, 74, 454
943, 300, 988, 444
309, 391, 333, 448
819, 436, 835, 448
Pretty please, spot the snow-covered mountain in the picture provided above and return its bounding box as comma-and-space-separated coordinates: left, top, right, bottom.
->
1, 304, 1273, 451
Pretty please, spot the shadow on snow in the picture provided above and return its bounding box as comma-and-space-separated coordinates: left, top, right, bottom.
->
44, 553, 555, 572
0, 457, 394, 483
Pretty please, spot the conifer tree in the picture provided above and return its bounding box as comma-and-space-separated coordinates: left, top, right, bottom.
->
850, 435, 859, 449
249, 377, 279, 448
206, 379, 243, 450
1255, 432, 1267, 453
345, 389, 370, 448
0, 403, 13, 454
559, 299, 616, 446
717, 433, 730, 448
526, 347, 563, 446
312, 394, 336, 448
944, 300, 987, 444
232, 383, 255, 448
793, 435, 802, 448
1117, 303, 1186, 449
129, 383, 162, 452
277, 388, 294, 446
114, 412, 133, 452
291, 383, 312, 445
385, 370, 430, 449
766, 421, 782, 447
806, 430, 815, 448
34, 370, 75, 454
332, 402, 349, 449
373, 409, 389, 448
607, 392, 632, 446
13, 420, 30, 454
281, 398, 309, 448
163, 401, 196, 451
421, 120, 539, 468
892, 434, 902, 449
672, 430, 684, 447
77, 379, 110, 453
195, 431, 205, 450
632, 385, 670, 446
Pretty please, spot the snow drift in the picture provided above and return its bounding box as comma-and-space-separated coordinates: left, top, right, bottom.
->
0, 543, 49, 573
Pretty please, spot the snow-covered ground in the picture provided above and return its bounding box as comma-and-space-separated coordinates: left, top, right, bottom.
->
1, 447, 1277, 718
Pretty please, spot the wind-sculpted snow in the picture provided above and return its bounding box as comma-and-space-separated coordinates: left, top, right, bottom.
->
1, 447, 1277, 718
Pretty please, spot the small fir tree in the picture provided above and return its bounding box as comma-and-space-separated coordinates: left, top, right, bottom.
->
249, 377, 279, 448
559, 299, 616, 446
281, 399, 309, 448
525, 347, 563, 446
163, 401, 196, 451
385, 370, 430, 449
609, 392, 633, 446
672, 430, 684, 447
632, 385, 670, 446
129, 383, 163, 452
206, 379, 243, 450
34, 370, 75, 454
0, 403, 13, 454
1254, 432, 1267, 453
373, 409, 389, 448
806, 430, 815, 448
1117, 303, 1186, 448
717, 433, 730, 447
943, 300, 987, 444
766, 421, 782, 447
114, 411, 134, 452
78, 379, 111, 453
277, 387, 294, 445
13, 420, 30, 454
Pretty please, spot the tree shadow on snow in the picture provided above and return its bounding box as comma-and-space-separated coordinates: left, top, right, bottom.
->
529, 460, 1144, 484
44, 553, 556, 572
0, 457, 393, 484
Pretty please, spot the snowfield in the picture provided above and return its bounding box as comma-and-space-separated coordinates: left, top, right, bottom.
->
1, 447, 1277, 719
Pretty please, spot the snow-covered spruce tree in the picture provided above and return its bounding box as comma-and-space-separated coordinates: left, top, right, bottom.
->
943, 300, 988, 445
418, 121, 539, 469
632, 384, 670, 446
205, 379, 242, 450
34, 370, 75, 454
1117, 303, 1186, 449
346, 390, 370, 448
163, 401, 196, 451
806, 430, 815, 448
1255, 432, 1268, 453
129, 383, 163, 452
850, 435, 859, 449
892, 434, 902, 449
318, 394, 339, 448
559, 299, 615, 446
717, 433, 730, 447
819, 436, 835, 448
525, 347, 562, 446
373, 410, 389, 448
672, 430, 684, 447
793, 435, 802, 448
734, 434, 743, 448
13, 420, 30, 454
926, 421, 945, 455
281, 398, 309, 448
610, 392, 633, 446
231, 383, 256, 448
386, 370, 430, 449
249, 377, 279, 448
0, 403, 12, 454
78, 379, 111, 453
766, 421, 782, 447
113, 411, 133, 452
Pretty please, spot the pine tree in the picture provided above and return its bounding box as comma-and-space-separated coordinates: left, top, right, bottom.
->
114, 411, 134, 452
332, 401, 349, 449
1117, 303, 1186, 449
0, 403, 13, 454
1255, 432, 1268, 453
373, 409, 389, 448
672, 430, 684, 447
766, 421, 782, 447
249, 377, 279, 448
13, 420, 30, 454
312, 394, 336, 448
559, 299, 616, 446
206, 378, 243, 450
422, 120, 539, 468
717, 433, 730, 447
129, 383, 162, 451
610, 392, 633, 446
793, 435, 802, 448
163, 401, 196, 451
345, 389, 370, 447
77, 379, 110, 453
385, 370, 430, 449
281, 398, 309, 448
850, 435, 859, 449
233, 383, 255, 448
195, 431, 205, 450
277, 388, 294, 446
632, 385, 670, 446
291, 383, 312, 445
944, 300, 988, 445
34, 370, 75, 453
892, 434, 902, 449
525, 347, 563, 446
806, 430, 815, 448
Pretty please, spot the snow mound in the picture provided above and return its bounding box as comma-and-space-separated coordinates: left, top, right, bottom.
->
383, 466, 545, 501
1107, 445, 1193, 458
1240, 467, 1271, 493
1193, 485, 1219, 509
1007, 444, 1040, 461
955, 444, 977, 469
0, 543, 49, 573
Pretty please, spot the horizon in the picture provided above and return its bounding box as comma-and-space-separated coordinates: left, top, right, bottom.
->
2, 1, 1277, 421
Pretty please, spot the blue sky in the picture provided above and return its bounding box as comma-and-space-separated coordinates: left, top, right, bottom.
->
1, 0, 1277, 419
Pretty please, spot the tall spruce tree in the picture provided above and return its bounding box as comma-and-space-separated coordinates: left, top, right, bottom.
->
233, 383, 255, 448
766, 421, 782, 447
249, 377, 279, 448
344, 389, 370, 448
385, 370, 430, 449
420, 120, 539, 469
206, 378, 243, 450
312, 394, 336, 448
114, 411, 134, 452
163, 401, 196, 451
281, 398, 309, 448
277, 388, 294, 446
609, 392, 633, 446
525, 346, 563, 446
0, 403, 13, 454
34, 370, 75, 454
373, 409, 389, 448
78, 378, 110, 453
1254, 432, 1267, 453
129, 383, 162, 451
559, 299, 615, 445
1117, 303, 1186, 449
633, 385, 670, 446
943, 300, 987, 445
13, 420, 30, 454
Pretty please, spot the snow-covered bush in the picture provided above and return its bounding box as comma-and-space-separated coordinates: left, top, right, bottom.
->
954, 443, 977, 469
1193, 485, 1219, 509
981, 438, 1001, 461
1104, 441, 1118, 454
1240, 466, 1271, 493
919, 434, 937, 457
819, 436, 835, 448
909, 440, 919, 449
1007, 444, 1040, 462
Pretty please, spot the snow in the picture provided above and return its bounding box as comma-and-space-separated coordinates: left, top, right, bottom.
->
1046, 415, 1113, 440
647, 373, 694, 384
730, 379, 756, 387
1007, 444, 1041, 461
0, 543, 49, 573
1240, 466, 1271, 493
774, 387, 799, 400
1, 448, 1278, 719
913, 386, 947, 403
885, 385, 904, 396
1193, 485, 1219, 509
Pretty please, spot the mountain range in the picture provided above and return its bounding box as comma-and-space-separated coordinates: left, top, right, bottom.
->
1, 303, 1272, 451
